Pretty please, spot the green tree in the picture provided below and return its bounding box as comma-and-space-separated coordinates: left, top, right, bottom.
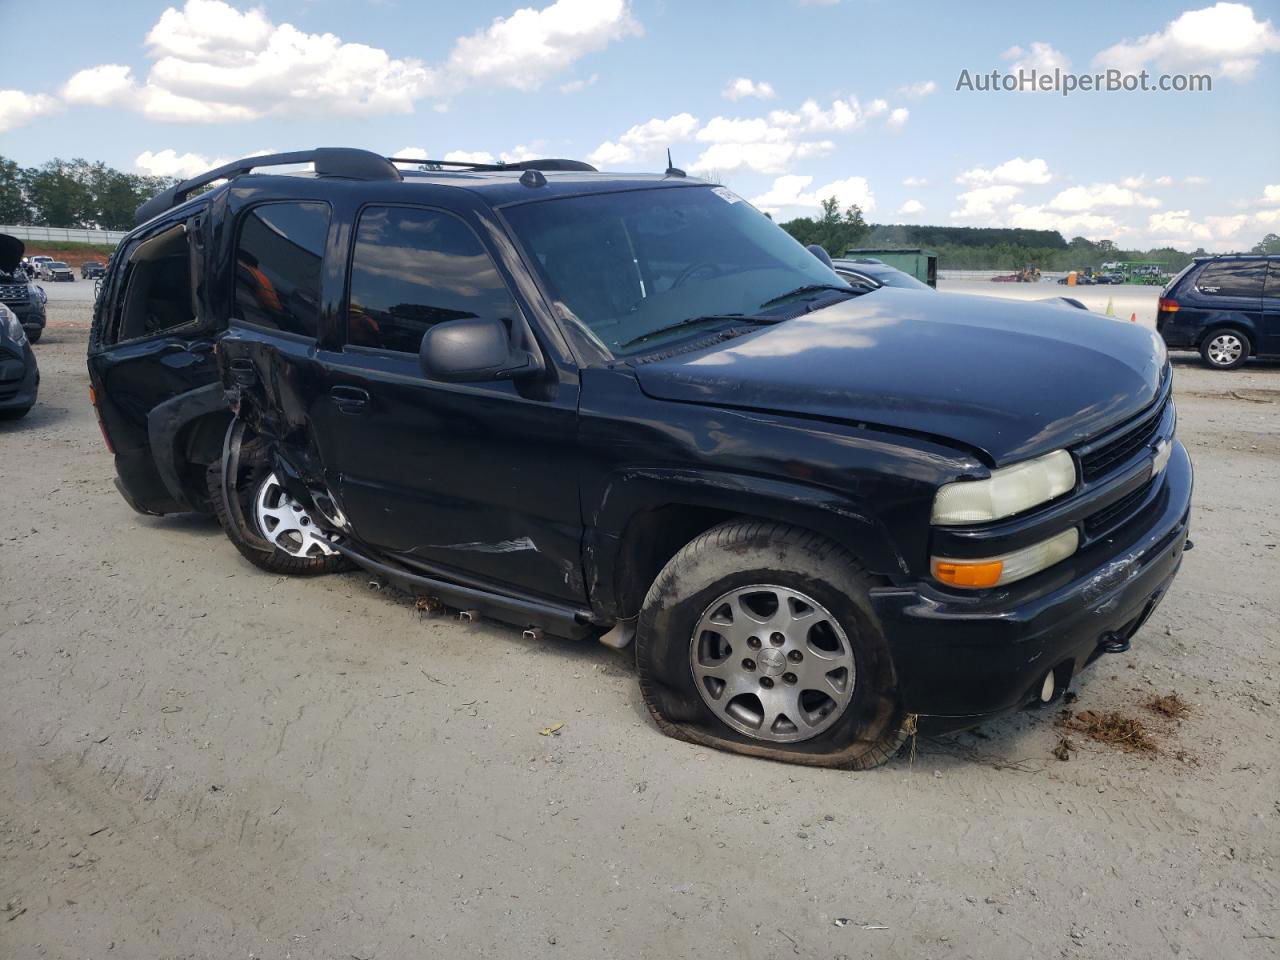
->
778, 197, 870, 257
0, 157, 29, 223
1252, 233, 1280, 254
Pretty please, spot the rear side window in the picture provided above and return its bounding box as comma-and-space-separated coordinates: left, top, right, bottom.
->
234, 202, 330, 337
1268, 263, 1280, 298
1195, 261, 1267, 298
347, 206, 518, 354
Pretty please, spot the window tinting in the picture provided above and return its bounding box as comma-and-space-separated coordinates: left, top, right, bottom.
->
234, 202, 330, 337
1268, 263, 1280, 297
348, 206, 518, 354
1196, 261, 1267, 299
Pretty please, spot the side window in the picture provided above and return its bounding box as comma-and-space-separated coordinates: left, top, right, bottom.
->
106, 222, 194, 345
234, 202, 330, 337
1268, 263, 1280, 299
1196, 261, 1267, 298
348, 206, 518, 354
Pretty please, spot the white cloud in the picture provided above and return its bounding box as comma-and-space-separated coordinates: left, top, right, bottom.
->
689, 140, 834, 176
446, 0, 641, 91
897, 199, 925, 216
1184, 175, 1208, 185
956, 156, 1051, 186
586, 112, 699, 168
951, 185, 1022, 219
749, 174, 875, 217
898, 80, 936, 98
723, 77, 776, 101
559, 73, 598, 93
393, 146, 430, 161
1144, 208, 1257, 247
865, 98, 888, 117
0, 89, 60, 133
62, 0, 640, 124
1003, 41, 1072, 73
769, 96, 866, 132
886, 107, 909, 130
443, 150, 497, 165
1093, 2, 1280, 80
902, 176, 928, 187
1005, 205, 1126, 237
1121, 174, 1175, 189
1262, 184, 1280, 203
1048, 183, 1161, 211
134, 149, 224, 178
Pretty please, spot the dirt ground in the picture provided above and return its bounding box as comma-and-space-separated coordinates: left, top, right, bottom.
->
2, 292, 1277, 960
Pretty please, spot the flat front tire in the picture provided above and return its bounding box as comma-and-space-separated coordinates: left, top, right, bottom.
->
636, 520, 909, 769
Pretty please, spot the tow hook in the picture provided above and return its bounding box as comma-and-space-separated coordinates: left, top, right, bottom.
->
1183, 538, 1194, 552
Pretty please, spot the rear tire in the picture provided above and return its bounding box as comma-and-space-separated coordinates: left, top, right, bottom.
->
207, 441, 350, 576
25, 328, 41, 344
636, 520, 909, 769
1200, 328, 1250, 370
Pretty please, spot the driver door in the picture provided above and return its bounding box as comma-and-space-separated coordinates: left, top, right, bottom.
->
311, 203, 587, 604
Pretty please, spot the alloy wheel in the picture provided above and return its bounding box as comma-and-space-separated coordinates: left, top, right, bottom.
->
689, 585, 856, 743
253, 473, 338, 558
1206, 333, 1244, 367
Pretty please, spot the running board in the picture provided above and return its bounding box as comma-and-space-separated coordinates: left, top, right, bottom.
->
332, 541, 599, 641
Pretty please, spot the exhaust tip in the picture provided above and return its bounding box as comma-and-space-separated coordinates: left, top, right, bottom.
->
1040, 671, 1056, 703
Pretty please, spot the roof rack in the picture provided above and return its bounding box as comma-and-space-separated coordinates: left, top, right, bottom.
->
134, 147, 402, 226
388, 157, 597, 173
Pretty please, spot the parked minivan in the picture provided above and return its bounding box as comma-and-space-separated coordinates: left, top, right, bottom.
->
88, 149, 1192, 768
1157, 255, 1279, 369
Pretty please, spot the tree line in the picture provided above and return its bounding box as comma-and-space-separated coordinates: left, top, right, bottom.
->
0, 155, 178, 231
778, 196, 1279, 270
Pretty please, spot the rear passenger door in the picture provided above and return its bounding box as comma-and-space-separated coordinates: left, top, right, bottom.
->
312, 203, 585, 605
1263, 261, 1280, 356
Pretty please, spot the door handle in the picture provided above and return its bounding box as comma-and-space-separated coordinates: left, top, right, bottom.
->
331, 385, 370, 414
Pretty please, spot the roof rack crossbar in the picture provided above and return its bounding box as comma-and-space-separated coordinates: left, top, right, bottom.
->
134, 147, 402, 226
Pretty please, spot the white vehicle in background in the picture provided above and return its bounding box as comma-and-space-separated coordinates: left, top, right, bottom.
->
28, 255, 53, 277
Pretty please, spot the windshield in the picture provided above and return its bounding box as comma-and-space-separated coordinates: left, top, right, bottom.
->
503, 185, 850, 356
50, 262, 68, 269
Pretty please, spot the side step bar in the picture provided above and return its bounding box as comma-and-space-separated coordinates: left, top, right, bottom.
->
332, 541, 599, 642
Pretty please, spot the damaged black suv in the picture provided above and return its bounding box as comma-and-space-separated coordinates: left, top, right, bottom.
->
88, 149, 1192, 768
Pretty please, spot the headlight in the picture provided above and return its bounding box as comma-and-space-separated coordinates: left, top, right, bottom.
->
932, 528, 1079, 589
931, 449, 1076, 525
0, 305, 27, 344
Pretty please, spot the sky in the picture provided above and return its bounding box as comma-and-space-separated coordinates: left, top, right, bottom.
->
1, 0, 1278, 251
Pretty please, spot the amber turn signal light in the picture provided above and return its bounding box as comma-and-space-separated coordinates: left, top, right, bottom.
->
932, 559, 1004, 588
1157, 298, 1180, 313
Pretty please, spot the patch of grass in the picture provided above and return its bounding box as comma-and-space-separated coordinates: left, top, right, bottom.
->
1057, 709, 1157, 755
1144, 693, 1190, 720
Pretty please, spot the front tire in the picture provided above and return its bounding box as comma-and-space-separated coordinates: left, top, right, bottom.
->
636, 520, 909, 769
1200, 328, 1250, 370
207, 441, 350, 576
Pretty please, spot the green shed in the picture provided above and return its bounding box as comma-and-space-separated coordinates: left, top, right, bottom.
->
844, 247, 938, 288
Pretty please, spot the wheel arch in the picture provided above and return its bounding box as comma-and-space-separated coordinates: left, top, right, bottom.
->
145, 382, 232, 512
587, 469, 903, 622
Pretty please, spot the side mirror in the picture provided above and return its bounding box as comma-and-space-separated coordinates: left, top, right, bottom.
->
419, 316, 541, 383
807, 244, 834, 269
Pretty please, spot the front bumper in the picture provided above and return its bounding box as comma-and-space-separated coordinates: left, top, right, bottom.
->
4, 302, 45, 332
871, 440, 1193, 729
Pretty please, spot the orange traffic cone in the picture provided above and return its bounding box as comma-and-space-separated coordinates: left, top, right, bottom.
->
1129, 313, 1137, 323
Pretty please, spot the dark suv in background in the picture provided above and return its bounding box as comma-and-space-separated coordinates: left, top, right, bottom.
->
88, 148, 1192, 769
1157, 255, 1279, 369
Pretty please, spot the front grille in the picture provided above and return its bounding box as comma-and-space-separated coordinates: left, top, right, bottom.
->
1084, 479, 1153, 538
0, 283, 28, 302
1078, 396, 1168, 482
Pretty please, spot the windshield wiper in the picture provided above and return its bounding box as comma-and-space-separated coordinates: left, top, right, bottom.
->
758, 283, 855, 310
620, 314, 771, 349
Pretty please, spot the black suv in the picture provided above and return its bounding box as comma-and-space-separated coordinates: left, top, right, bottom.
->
88, 149, 1192, 768
0, 235, 47, 343
1157, 254, 1279, 369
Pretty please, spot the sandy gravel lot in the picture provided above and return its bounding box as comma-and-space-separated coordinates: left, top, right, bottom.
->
2, 292, 1277, 960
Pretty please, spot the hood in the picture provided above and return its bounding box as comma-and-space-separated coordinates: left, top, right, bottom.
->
0, 235, 24, 274
633, 288, 1166, 466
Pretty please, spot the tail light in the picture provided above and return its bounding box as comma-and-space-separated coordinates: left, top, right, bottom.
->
1157, 298, 1180, 313
88, 385, 115, 454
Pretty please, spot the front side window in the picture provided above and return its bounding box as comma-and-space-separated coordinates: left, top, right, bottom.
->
1196, 261, 1267, 298
502, 185, 849, 356
234, 201, 330, 337
347, 206, 518, 354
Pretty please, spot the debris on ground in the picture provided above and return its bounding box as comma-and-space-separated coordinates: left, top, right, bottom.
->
414, 595, 445, 616
1052, 736, 1075, 761
1057, 709, 1157, 754
1144, 692, 1191, 720
538, 722, 564, 737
